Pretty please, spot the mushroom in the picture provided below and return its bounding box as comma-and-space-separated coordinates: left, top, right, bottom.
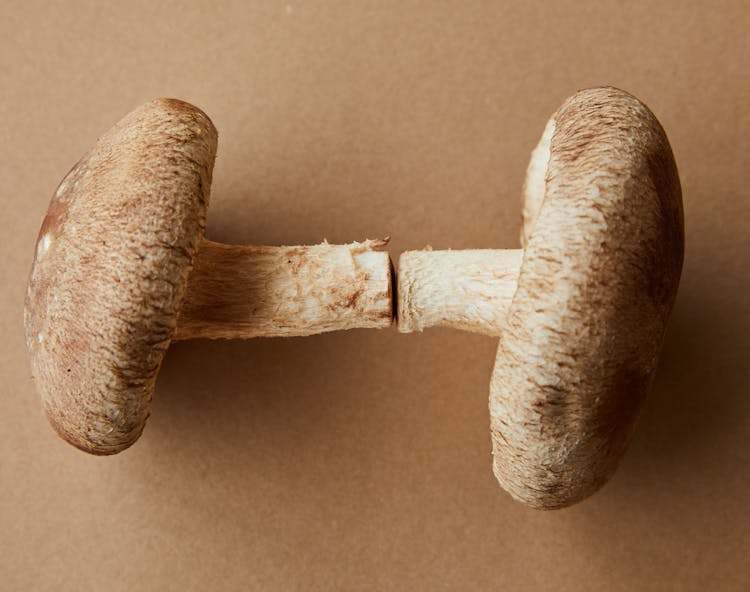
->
24, 99, 392, 456
398, 87, 684, 508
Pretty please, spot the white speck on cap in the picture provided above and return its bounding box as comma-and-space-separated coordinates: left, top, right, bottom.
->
36, 234, 52, 259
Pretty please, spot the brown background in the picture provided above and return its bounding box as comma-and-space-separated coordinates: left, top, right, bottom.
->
1, 1, 749, 590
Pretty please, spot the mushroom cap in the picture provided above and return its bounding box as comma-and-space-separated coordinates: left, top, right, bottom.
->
24, 99, 217, 455
490, 87, 684, 509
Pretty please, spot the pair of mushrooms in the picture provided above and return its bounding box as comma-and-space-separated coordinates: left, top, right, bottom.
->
24, 87, 684, 509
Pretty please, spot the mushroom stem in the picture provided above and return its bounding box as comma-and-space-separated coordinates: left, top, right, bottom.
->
174, 238, 393, 340
397, 249, 523, 336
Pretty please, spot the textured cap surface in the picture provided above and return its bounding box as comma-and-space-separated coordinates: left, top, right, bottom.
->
24, 99, 217, 454
490, 87, 684, 508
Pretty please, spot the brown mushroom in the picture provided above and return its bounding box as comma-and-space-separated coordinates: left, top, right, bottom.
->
24, 99, 392, 456
398, 87, 684, 508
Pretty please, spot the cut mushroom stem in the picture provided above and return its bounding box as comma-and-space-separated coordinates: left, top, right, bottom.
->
175, 238, 393, 340
397, 248, 523, 336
